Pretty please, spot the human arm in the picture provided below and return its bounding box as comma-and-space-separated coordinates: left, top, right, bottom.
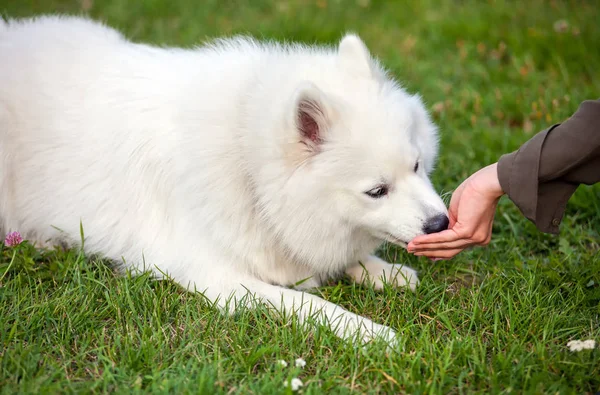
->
407, 99, 600, 259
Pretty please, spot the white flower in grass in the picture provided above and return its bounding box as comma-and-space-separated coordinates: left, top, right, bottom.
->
277, 360, 288, 368
582, 340, 596, 349
294, 358, 306, 368
567, 339, 596, 352
284, 377, 303, 391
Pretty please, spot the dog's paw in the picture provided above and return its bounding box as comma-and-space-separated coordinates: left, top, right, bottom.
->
346, 258, 420, 292
362, 322, 398, 347
369, 264, 419, 291
336, 317, 398, 347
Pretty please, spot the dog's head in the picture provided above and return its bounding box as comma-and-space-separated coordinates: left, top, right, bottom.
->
248, 34, 448, 263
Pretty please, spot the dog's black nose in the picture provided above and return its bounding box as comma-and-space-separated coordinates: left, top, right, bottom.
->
422, 214, 450, 234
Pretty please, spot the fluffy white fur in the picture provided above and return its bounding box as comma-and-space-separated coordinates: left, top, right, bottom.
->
0, 15, 448, 344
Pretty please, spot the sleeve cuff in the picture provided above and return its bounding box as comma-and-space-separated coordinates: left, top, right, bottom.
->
496, 124, 561, 230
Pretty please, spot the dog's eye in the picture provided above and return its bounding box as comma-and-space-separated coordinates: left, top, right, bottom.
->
365, 185, 389, 199
414, 161, 419, 172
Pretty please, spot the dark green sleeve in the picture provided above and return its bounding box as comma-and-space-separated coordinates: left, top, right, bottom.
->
497, 100, 600, 234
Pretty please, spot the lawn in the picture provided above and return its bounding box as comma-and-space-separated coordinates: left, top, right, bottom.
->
1, 0, 599, 393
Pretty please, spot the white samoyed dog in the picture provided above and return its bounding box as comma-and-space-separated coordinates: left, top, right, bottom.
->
0, 15, 449, 345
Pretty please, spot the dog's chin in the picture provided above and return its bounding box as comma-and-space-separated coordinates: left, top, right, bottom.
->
374, 232, 409, 249
386, 238, 408, 249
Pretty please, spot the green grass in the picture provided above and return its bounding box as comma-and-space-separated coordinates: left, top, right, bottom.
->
1, 0, 600, 393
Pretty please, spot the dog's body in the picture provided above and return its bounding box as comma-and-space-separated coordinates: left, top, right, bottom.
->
0, 16, 448, 344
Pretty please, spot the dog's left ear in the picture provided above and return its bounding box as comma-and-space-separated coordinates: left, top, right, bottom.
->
408, 94, 439, 174
291, 82, 334, 151
338, 33, 373, 77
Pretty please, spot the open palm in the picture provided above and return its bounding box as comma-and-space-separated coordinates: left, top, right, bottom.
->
407, 163, 504, 259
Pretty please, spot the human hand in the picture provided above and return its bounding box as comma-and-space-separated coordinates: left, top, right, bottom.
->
407, 163, 505, 259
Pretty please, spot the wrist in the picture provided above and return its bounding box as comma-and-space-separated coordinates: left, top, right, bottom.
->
470, 162, 504, 200
485, 162, 504, 199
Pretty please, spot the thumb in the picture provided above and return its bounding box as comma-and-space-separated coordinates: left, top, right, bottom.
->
448, 212, 458, 229
447, 185, 465, 228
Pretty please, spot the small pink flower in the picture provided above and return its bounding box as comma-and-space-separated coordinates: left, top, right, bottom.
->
4, 231, 23, 247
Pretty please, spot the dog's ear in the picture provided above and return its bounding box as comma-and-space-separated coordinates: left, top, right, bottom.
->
338, 33, 372, 77
292, 82, 333, 150
408, 94, 439, 174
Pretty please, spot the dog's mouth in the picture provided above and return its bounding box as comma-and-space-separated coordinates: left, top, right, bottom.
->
379, 233, 408, 249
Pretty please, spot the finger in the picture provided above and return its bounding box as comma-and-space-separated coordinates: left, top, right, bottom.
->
409, 228, 463, 246
408, 238, 477, 252
414, 248, 464, 259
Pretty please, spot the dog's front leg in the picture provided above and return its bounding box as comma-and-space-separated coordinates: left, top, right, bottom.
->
346, 255, 419, 291
182, 267, 397, 345
247, 280, 398, 345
